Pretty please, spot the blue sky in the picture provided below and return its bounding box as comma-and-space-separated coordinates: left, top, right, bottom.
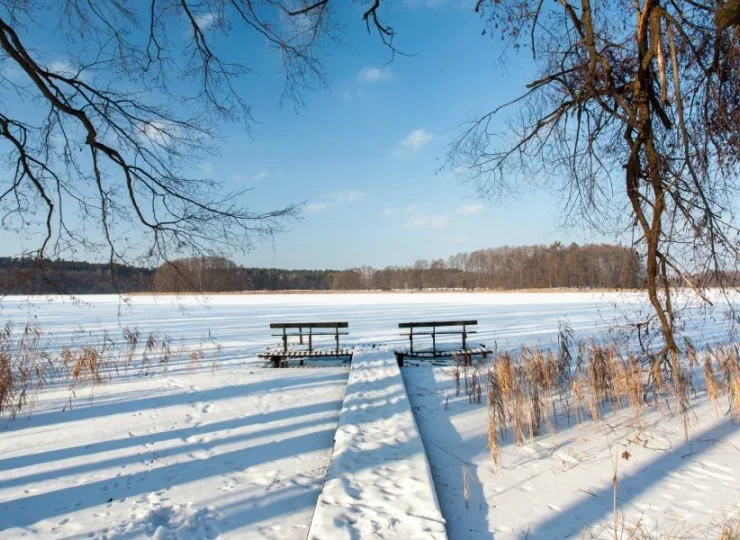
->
0, 1, 615, 270
215, 2, 611, 270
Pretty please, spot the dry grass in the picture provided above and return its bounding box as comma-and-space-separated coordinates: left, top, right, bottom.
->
0, 323, 51, 420
0, 322, 220, 420
464, 323, 740, 471
705, 353, 722, 420
720, 345, 740, 422
720, 519, 740, 540
487, 410, 500, 471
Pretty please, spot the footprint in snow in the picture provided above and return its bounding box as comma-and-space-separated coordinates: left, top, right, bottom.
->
554, 451, 581, 467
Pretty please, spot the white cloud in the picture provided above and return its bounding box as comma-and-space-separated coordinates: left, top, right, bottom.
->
383, 208, 397, 216
305, 202, 329, 213
137, 120, 181, 146
357, 66, 392, 83
252, 170, 269, 182
304, 189, 368, 214
327, 189, 367, 203
200, 161, 214, 176
396, 128, 433, 154
47, 60, 77, 77
405, 212, 449, 229
194, 12, 218, 30
456, 203, 485, 216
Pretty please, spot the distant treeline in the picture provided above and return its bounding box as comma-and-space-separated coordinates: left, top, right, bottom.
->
0, 242, 644, 294
151, 257, 335, 292
0, 257, 335, 294
332, 243, 643, 290
0, 257, 154, 294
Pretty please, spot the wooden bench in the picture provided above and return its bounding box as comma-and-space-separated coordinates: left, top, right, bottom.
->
395, 320, 489, 366
259, 322, 352, 367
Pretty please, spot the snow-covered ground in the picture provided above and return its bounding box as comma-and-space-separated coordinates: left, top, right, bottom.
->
1, 366, 348, 538
1, 291, 738, 539
405, 366, 740, 539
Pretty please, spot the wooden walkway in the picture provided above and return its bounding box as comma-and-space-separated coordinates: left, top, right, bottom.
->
307, 350, 447, 539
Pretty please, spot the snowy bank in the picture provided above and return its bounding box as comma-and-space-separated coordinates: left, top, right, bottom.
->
0, 366, 347, 539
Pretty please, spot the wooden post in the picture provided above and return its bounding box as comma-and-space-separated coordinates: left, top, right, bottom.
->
432, 325, 437, 356
409, 327, 414, 354
462, 323, 467, 350
396, 353, 404, 367
309, 327, 313, 352
335, 326, 339, 354
282, 327, 288, 353
299, 326, 304, 345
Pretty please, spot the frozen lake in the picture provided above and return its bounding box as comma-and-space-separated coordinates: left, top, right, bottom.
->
1, 291, 735, 365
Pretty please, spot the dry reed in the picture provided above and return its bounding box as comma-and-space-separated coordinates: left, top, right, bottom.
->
1, 322, 222, 420
471, 326, 740, 470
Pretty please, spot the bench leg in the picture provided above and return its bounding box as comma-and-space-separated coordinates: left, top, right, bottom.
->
335, 328, 339, 354
396, 352, 404, 368
271, 356, 281, 368
409, 329, 414, 354
282, 329, 288, 353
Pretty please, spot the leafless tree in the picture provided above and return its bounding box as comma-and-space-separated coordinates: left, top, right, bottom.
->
331, 243, 642, 290
0, 0, 397, 282
449, 0, 740, 364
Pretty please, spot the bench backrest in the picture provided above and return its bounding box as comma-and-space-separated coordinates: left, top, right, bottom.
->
270, 322, 348, 329
398, 320, 477, 329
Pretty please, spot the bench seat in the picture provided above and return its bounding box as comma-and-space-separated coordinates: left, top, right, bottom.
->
259, 349, 354, 358
400, 330, 477, 337
271, 332, 349, 337
259, 348, 354, 367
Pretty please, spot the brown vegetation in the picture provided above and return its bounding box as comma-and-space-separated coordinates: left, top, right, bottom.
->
334, 243, 643, 291
457, 328, 740, 472
0, 322, 217, 420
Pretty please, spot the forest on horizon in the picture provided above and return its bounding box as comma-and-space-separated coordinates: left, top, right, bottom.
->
0, 243, 646, 294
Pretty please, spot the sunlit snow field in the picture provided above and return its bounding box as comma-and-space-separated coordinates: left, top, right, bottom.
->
1, 291, 738, 539
1, 291, 735, 362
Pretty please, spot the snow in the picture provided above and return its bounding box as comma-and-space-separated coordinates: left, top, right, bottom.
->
0, 366, 348, 538
404, 366, 740, 539
1, 291, 739, 539
2, 291, 734, 366
308, 348, 446, 539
